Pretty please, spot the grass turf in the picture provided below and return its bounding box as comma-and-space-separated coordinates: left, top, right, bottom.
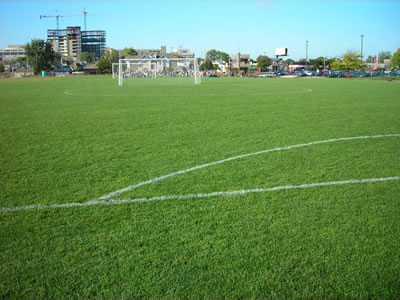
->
0, 76, 399, 298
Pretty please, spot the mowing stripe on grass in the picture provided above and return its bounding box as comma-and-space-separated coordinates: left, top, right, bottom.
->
64, 88, 312, 97
95, 134, 400, 202
1, 177, 399, 212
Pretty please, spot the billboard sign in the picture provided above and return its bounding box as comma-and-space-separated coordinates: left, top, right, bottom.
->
275, 48, 288, 56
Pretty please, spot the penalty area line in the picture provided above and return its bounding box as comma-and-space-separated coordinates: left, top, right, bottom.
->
1, 176, 399, 213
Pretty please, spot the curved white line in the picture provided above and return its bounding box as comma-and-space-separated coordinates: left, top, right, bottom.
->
95, 134, 400, 202
1, 176, 399, 212
64, 88, 132, 97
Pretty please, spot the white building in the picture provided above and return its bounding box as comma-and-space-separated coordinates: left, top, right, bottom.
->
172, 48, 194, 58
212, 60, 228, 73
0, 45, 25, 61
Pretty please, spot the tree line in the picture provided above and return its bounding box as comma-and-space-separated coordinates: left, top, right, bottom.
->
4, 39, 400, 75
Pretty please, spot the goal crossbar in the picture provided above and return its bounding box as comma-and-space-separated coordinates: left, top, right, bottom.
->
113, 62, 157, 79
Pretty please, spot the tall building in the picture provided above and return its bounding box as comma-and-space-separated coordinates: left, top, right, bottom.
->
47, 26, 105, 59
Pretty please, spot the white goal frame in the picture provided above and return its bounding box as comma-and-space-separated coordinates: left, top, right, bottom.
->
113, 62, 157, 79
117, 57, 201, 86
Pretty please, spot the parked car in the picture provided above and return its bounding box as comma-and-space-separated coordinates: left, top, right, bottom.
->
304, 70, 316, 76
328, 71, 339, 78
344, 71, 353, 78
274, 70, 288, 76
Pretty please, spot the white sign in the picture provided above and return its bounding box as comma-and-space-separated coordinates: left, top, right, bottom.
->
275, 48, 288, 56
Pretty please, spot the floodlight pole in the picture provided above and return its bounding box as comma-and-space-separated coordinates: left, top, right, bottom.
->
360, 35, 364, 61
306, 40, 309, 69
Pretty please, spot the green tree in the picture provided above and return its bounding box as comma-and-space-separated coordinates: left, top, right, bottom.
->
342, 51, 365, 70
75, 64, 84, 72
121, 47, 138, 57
24, 39, 56, 75
206, 49, 230, 62
0, 64, 4, 72
366, 55, 376, 63
14, 56, 27, 63
54, 52, 62, 69
330, 52, 365, 70
285, 58, 295, 65
378, 51, 391, 63
330, 59, 345, 70
200, 59, 213, 71
309, 57, 328, 70
97, 49, 119, 74
256, 55, 271, 69
390, 48, 400, 69
79, 52, 96, 64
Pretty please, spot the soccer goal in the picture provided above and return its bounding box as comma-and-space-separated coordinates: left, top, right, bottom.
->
116, 58, 201, 85
113, 61, 157, 80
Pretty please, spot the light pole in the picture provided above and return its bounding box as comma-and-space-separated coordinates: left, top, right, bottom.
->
306, 40, 309, 69
360, 35, 364, 61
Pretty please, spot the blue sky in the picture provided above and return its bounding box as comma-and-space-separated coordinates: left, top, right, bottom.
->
1, 0, 399, 60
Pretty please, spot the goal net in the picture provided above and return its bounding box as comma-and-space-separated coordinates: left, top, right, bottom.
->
113, 61, 157, 79
116, 58, 201, 85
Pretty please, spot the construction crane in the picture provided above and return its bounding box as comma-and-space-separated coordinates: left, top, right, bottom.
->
40, 9, 105, 31
80, 9, 106, 31
40, 12, 63, 29
83, 9, 88, 31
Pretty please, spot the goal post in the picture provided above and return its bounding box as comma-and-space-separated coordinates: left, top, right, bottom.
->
117, 57, 201, 86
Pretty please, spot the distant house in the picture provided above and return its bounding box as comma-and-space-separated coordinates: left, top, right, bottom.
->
212, 60, 228, 74
248, 61, 261, 74
288, 63, 307, 71
271, 58, 289, 71
366, 60, 391, 71
232, 53, 250, 76
83, 64, 99, 74
10, 61, 33, 77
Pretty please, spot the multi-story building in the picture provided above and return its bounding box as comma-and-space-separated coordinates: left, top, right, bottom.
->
81, 30, 106, 58
47, 26, 105, 60
132, 46, 194, 59
0, 45, 25, 61
232, 53, 250, 75
134, 46, 167, 57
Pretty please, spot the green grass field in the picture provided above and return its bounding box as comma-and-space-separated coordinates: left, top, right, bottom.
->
1, 76, 399, 298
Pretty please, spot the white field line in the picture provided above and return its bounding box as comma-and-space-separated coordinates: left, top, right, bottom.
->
64, 88, 312, 97
94, 134, 400, 202
1, 177, 399, 212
